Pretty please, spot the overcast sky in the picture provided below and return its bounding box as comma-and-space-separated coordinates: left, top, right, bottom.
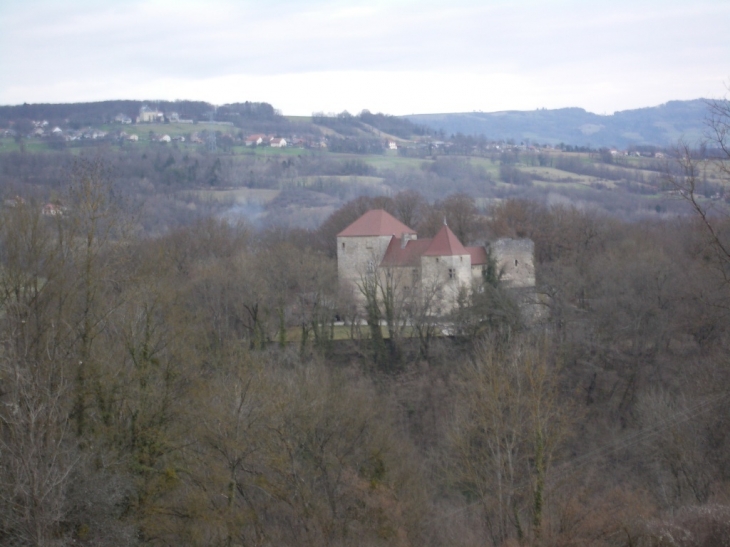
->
0, 0, 727, 115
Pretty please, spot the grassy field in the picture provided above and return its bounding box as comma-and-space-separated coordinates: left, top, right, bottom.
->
358, 154, 431, 170
0, 138, 51, 154
523, 166, 600, 184
229, 146, 310, 157
529, 180, 599, 191
294, 175, 385, 187
185, 188, 281, 204
285, 115, 313, 123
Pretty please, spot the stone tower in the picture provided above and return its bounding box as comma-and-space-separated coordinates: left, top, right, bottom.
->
336, 209, 416, 291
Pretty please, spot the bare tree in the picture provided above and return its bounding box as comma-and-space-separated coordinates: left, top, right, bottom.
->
0, 356, 77, 546
665, 96, 730, 279
404, 274, 444, 361
448, 334, 571, 546
393, 189, 426, 229
358, 268, 388, 367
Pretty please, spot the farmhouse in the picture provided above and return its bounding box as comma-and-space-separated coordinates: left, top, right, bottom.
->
337, 209, 534, 314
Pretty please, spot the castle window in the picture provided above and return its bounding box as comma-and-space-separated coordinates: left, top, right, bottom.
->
412, 269, 419, 284
366, 260, 375, 274
448, 268, 455, 279
342, 242, 345, 250
515, 259, 519, 266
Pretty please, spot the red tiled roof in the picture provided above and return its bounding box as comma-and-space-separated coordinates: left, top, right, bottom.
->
381, 237, 432, 267
337, 209, 416, 237
466, 246, 488, 265
424, 225, 468, 256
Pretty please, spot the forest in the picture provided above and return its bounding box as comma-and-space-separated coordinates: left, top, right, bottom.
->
0, 99, 729, 547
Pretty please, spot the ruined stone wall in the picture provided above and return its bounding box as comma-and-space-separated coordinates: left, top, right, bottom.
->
489, 238, 535, 288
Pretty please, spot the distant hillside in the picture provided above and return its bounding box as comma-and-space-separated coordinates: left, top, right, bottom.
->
0, 100, 279, 128
312, 110, 432, 139
404, 100, 710, 148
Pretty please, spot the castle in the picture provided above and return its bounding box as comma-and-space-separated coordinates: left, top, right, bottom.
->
337, 209, 535, 314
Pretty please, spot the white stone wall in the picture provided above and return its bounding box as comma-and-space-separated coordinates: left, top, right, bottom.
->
420, 254, 471, 314
490, 238, 535, 288
337, 235, 395, 293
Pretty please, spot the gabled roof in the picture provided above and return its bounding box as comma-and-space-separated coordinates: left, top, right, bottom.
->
337, 209, 416, 238
466, 246, 488, 265
424, 225, 468, 256
381, 237, 432, 267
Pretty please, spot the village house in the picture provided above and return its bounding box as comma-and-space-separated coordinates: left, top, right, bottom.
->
42, 203, 66, 217
245, 134, 266, 146
4, 196, 26, 208
337, 209, 534, 314
137, 106, 164, 123
270, 137, 287, 148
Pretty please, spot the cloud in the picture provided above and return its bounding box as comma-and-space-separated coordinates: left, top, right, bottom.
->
1, 0, 728, 113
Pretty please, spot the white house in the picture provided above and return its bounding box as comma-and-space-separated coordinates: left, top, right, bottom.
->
138, 106, 164, 123
245, 134, 266, 146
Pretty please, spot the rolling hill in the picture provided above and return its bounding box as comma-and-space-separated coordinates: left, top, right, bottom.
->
404, 99, 711, 148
